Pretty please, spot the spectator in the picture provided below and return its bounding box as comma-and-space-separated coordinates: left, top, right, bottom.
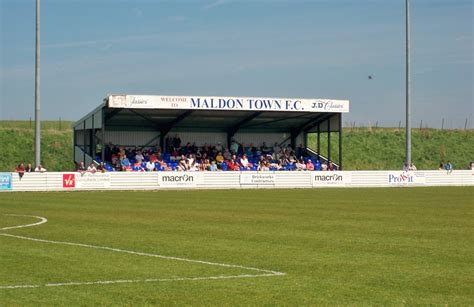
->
146, 160, 156, 171
76, 161, 87, 174
113, 160, 123, 172
261, 142, 271, 155
118, 147, 126, 160
438, 163, 444, 170
445, 161, 453, 173
296, 144, 305, 158
306, 159, 315, 171
172, 134, 181, 149
183, 142, 192, 155
470, 161, 474, 170
209, 160, 218, 171
133, 160, 145, 172
25, 163, 33, 173
87, 162, 97, 173
258, 160, 270, 171
273, 142, 281, 155
314, 160, 321, 171
249, 143, 258, 156
178, 156, 189, 171
188, 153, 195, 166
321, 162, 328, 171
240, 154, 251, 170
230, 139, 239, 154
227, 156, 240, 171
244, 145, 253, 157
149, 152, 158, 163
328, 161, 335, 171
15, 163, 25, 180
34, 164, 47, 172
135, 150, 144, 163
214, 152, 224, 167
408, 163, 417, 171
165, 136, 173, 152
202, 143, 211, 157
170, 147, 180, 161
97, 162, 106, 173
269, 159, 278, 170
223, 148, 232, 161
121, 157, 132, 171
201, 159, 211, 171
295, 159, 306, 171
189, 160, 200, 171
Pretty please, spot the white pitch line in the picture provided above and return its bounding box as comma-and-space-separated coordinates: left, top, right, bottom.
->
0, 233, 284, 276
0, 273, 280, 290
1, 214, 48, 230
0, 214, 285, 289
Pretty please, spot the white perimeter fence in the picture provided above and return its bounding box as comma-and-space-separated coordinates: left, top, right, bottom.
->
0, 170, 472, 192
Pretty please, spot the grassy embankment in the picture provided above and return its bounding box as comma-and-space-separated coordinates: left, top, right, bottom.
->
0, 121, 74, 171
0, 121, 472, 171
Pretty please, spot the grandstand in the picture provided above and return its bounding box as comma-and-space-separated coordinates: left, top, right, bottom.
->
73, 94, 349, 171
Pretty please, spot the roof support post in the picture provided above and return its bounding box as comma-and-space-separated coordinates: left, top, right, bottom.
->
339, 113, 343, 170
101, 110, 105, 163
160, 134, 165, 152
91, 113, 95, 159
226, 133, 232, 150
73, 128, 77, 165
317, 123, 321, 162
327, 117, 331, 164
83, 120, 86, 163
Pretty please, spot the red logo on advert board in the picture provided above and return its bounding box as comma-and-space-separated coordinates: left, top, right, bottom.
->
63, 174, 75, 188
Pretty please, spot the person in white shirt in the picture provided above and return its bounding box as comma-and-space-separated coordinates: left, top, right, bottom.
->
135, 150, 144, 162
87, 162, 97, 173
408, 163, 417, 171
34, 164, 47, 172
240, 154, 250, 170
146, 161, 156, 171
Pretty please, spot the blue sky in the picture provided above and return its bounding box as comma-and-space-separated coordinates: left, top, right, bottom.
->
1, 0, 472, 128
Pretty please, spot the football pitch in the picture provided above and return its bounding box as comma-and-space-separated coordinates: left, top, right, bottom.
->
1, 187, 473, 305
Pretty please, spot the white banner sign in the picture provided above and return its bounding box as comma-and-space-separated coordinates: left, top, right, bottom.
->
73, 173, 111, 189
158, 173, 201, 187
311, 171, 352, 187
387, 171, 426, 185
240, 173, 276, 185
107, 95, 349, 113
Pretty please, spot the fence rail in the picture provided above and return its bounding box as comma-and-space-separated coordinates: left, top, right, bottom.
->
1, 170, 472, 192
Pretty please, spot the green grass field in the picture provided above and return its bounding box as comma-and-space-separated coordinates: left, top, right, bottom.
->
1, 187, 473, 305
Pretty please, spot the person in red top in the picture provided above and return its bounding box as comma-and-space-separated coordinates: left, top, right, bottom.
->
15, 163, 25, 180
149, 152, 158, 163
227, 155, 241, 171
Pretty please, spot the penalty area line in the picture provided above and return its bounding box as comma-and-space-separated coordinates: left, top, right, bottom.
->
0, 233, 285, 276
0, 273, 281, 290
0, 214, 285, 289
